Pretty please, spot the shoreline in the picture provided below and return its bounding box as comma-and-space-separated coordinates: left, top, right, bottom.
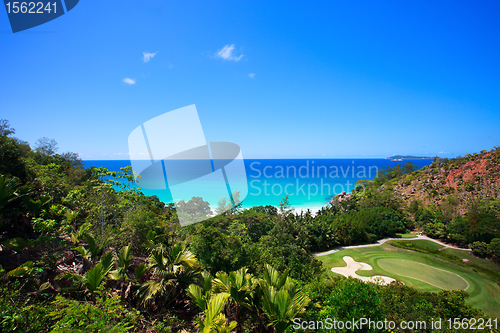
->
293, 206, 324, 216
240, 204, 326, 216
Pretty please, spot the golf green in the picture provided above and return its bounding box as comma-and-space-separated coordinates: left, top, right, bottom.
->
316, 240, 500, 317
378, 258, 469, 290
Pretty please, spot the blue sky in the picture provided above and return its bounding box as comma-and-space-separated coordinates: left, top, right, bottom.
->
1, 0, 499, 159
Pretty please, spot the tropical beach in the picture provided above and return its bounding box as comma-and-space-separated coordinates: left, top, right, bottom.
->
84, 158, 434, 213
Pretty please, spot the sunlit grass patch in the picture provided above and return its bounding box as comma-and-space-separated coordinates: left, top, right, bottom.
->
377, 258, 468, 290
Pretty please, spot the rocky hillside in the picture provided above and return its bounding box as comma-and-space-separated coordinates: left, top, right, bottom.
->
393, 147, 500, 214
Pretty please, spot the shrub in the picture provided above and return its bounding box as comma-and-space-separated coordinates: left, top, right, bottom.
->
403, 175, 413, 186
447, 233, 468, 247
470, 241, 489, 257
0, 279, 55, 332
424, 222, 447, 239
464, 181, 475, 192
49, 291, 139, 332
488, 238, 500, 259
318, 278, 383, 332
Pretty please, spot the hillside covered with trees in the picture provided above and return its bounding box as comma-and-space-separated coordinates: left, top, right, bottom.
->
346, 148, 500, 258
0, 119, 497, 332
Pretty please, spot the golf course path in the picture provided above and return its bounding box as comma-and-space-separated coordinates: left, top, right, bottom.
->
312, 235, 471, 257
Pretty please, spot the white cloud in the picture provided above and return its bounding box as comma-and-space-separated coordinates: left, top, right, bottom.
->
123, 78, 136, 85
143, 51, 158, 62
216, 44, 244, 61
248, 73, 255, 78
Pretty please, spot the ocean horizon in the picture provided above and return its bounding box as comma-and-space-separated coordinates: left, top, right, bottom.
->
83, 158, 433, 211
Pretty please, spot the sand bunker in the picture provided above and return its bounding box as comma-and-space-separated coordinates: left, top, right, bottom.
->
331, 256, 396, 285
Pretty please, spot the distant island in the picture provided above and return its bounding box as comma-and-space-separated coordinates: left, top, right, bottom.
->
386, 155, 433, 160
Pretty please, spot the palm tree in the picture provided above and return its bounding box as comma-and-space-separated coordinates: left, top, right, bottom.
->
24, 196, 51, 218
0, 175, 31, 226
258, 264, 310, 333
212, 267, 257, 332
56, 251, 114, 299
188, 274, 238, 333
64, 209, 80, 238
0, 175, 29, 211
137, 243, 201, 308
70, 222, 91, 245
194, 293, 237, 333
109, 245, 132, 281
187, 270, 214, 312
109, 245, 133, 301
22, 196, 51, 234
72, 232, 113, 261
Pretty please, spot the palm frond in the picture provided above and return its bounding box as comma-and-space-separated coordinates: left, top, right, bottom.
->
85, 263, 105, 293
7, 261, 33, 277
100, 250, 114, 276
134, 263, 147, 280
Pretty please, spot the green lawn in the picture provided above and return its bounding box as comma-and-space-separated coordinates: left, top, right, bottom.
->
391, 239, 445, 252
378, 258, 468, 290
316, 240, 500, 317
397, 233, 418, 239
443, 248, 500, 272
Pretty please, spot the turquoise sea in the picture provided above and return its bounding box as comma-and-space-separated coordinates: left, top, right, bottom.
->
83, 159, 433, 211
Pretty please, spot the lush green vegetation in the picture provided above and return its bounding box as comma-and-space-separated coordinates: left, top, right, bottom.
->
1, 119, 499, 331
344, 149, 500, 258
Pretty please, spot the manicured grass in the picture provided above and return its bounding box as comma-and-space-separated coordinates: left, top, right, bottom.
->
317, 240, 500, 317
378, 258, 468, 290
391, 239, 445, 252
397, 233, 418, 238
443, 248, 500, 272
